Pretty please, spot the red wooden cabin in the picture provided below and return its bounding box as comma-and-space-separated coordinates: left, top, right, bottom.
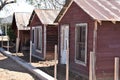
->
54, 0, 120, 80
29, 9, 59, 60
12, 12, 31, 51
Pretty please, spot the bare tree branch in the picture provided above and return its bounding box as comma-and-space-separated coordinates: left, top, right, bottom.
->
27, 0, 65, 9
0, 0, 4, 5
0, 0, 16, 10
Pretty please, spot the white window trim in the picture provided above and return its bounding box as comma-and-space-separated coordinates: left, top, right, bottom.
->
75, 23, 88, 66
35, 26, 42, 53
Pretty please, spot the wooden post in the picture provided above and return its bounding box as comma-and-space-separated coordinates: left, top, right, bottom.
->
114, 57, 119, 80
29, 40, 32, 63
16, 38, 19, 55
89, 52, 96, 80
7, 38, 9, 51
16, 30, 20, 56
1, 33, 3, 47
66, 47, 69, 80
6, 25, 9, 51
54, 45, 57, 80
44, 25, 46, 59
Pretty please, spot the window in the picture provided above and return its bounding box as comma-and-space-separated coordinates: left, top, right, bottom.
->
36, 26, 42, 52
75, 23, 87, 65
32, 28, 34, 43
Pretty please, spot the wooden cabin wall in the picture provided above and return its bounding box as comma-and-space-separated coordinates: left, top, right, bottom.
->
20, 30, 30, 47
59, 2, 94, 76
96, 21, 120, 79
30, 13, 44, 59
46, 26, 58, 52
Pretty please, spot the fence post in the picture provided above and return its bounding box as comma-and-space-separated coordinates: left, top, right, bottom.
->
29, 40, 32, 63
54, 45, 57, 80
89, 51, 96, 80
114, 57, 119, 80
66, 39, 69, 80
16, 38, 19, 55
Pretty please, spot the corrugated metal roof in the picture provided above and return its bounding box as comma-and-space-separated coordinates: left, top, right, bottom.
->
34, 9, 60, 24
15, 12, 31, 30
55, 0, 120, 22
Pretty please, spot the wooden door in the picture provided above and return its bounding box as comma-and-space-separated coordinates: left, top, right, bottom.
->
61, 25, 69, 64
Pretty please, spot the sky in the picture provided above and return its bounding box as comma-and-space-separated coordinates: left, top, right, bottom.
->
0, 0, 65, 18
0, 0, 34, 18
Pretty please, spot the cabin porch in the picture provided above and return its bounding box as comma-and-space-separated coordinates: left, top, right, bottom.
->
45, 26, 58, 60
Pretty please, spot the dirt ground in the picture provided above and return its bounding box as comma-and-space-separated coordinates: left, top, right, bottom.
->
12, 51, 88, 80
0, 52, 39, 80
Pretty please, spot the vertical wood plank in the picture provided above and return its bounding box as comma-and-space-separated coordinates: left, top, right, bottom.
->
29, 40, 32, 63
16, 30, 20, 55
6, 25, 9, 51
44, 25, 46, 59
16, 38, 19, 55
7, 38, 9, 51
54, 45, 57, 80
114, 57, 119, 80
89, 52, 96, 80
66, 46, 69, 80
89, 52, 93, 80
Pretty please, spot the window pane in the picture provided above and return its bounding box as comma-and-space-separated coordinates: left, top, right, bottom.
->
36, 27, 42, 51
32, 29, 34, 43
76, 24, 87, 63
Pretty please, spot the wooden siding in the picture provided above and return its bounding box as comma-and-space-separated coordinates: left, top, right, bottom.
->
96, 21, 120, 79
30, 14, 44, 59
20, 30, 30, 50
30, 12, 58, 60
59, 2, 94, 76
46, 26, 58, 52
46, 26, 58, 60
30, 13, 43, 27
59, 2, 120, 79
12, 17, 30, 51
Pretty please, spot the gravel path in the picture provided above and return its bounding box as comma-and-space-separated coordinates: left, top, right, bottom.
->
0, 52, 39, 80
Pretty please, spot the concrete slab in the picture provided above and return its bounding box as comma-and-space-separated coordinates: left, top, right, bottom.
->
0, 48, 55, 80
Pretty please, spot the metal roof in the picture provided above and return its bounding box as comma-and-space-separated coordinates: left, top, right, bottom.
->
34, 9, 60, 25
14, 12, 31, 30
55, 0, 120, 23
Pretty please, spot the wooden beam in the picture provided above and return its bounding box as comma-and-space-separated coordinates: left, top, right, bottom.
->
44, 25, 46, 59
16, 30, 20, 55
91, 20, 98, 80
58, 0, 73, 23
89, 52, 93, 80
114, 57, 119, 80
29, 40, 32, 63
54, 45, 57, 80
112, 20, 116, 24
93, 20, 98, 53
66, 41, 69, 80
89, 51, 96, 80
97, 20, 102, 25
16, 38, 19, 55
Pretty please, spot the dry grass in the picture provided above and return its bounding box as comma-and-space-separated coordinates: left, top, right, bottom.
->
0, 53, 39, 80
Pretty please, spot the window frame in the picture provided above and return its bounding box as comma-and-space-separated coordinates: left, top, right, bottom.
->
32, 27, 35, 44
75, 23, 88, 66
35, 26, 42, 53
